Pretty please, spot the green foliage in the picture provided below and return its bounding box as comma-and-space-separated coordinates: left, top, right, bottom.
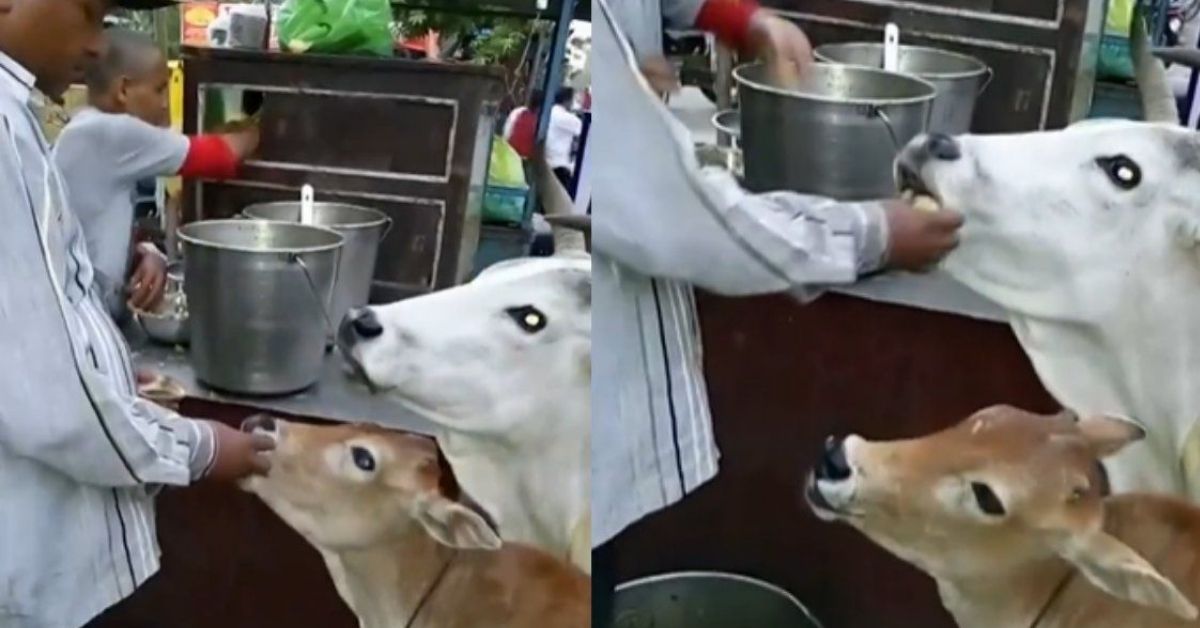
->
393, 2, 541, 66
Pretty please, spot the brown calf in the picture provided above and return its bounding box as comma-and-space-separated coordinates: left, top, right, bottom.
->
807, 405, 1200, 627
240, 416, 589, 628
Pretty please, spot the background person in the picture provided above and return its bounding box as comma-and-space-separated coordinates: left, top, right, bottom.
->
55, 28, 258, 321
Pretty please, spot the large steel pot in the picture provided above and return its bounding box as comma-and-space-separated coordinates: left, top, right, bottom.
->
243, 201, 390, 344
179, 220, 343, 395
815, 42, 991, 134
613, 572, 823, 627
734, 62, 935, 200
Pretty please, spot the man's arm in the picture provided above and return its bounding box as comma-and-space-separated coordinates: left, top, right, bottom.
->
663, 0, 760, 51
100, 113, 253, 183
0, 114, 225, 487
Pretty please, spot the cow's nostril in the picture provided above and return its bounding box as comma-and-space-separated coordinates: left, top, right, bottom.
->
817, 436, 853, 482
241, 414, 276, 434
926, 133, 961, 161
350, 308, 384, 339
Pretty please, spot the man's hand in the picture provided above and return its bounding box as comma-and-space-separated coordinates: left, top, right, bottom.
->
203, 420, 274, 482
883, 201, 964, 271
746, 10, 814, 88
639, 56, 680, 97
127, 244, 168, 312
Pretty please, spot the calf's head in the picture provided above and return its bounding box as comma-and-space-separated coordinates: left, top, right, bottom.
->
896, 122, 1200, 319
240, 415, 501, 552
806, 406, 1197, 620
337, 257, 591, 438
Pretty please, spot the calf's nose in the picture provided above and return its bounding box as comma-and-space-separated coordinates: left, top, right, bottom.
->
925, 133, 961, 161
241, 414, 277, 435
816, 436, 852, 482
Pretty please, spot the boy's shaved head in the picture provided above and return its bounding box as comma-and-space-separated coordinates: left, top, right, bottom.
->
85, 27, 170, 126
85, 28, 160, 93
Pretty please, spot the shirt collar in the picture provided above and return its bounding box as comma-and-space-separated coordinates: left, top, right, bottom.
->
0, 51, 35, 104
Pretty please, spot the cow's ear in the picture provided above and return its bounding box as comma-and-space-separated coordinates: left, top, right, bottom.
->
1076, 415, 1145, 458
412, 495, 503, 551
1056, 531, 1198, 620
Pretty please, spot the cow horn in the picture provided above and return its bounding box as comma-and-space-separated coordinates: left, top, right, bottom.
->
532, 149, 588, 255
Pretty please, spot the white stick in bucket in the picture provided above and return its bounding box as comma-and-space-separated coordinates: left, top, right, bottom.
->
300, 184, 314, 225
883, 23, 900, 73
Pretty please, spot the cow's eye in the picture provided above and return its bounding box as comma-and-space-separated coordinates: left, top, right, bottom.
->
350, 446, 376, 472
505, 305, 548, 333
1096, 155, 1141, 190
971, 482, 1006, 516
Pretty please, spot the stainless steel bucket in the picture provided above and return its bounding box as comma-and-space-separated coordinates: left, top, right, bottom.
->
243, 201, 390, 344
179, 220, 344, 395
614, 572, 823, 627
734, 62, 935, 200
815, 42, 991, 135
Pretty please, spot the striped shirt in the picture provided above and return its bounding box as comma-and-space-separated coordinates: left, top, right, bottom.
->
591, 0, 890, 545
0, 52, 214, 628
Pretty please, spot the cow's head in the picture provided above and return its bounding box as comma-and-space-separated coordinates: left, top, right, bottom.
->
806, 405, 1197, 620
240, 415, 501, 552
896, 122, 1200, 320
336, 255, 591, 439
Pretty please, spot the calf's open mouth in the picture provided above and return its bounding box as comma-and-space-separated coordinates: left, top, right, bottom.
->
895, 163, 943, 213
804, 473, 861, 521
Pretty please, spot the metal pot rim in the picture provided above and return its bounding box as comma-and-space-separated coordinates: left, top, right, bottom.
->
711, 109, 741, 136
615, 571, 823, 625
178, 219, 345, 255
814, 42, 990, 81
243, 201, 392, 231
733, 62, 936, 106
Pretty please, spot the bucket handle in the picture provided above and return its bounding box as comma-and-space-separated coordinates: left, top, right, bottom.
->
379, 215, 394, 243
290, 252, 340, 336
869, 106, 903, 151
978, 67, 995, 96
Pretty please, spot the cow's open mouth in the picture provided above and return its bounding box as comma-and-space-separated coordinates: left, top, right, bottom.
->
805, 474, 861, 521
895, 163, 943, 213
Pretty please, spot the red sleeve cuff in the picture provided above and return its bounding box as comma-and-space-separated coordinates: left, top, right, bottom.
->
179, 135, 241, 180
695, 0, 761, 52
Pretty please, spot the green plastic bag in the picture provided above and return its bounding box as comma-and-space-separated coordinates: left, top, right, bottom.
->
1098, 0, 1137, 81
277, 0, 394, 57
489, 136, 527, 188
483, 136, 529, 225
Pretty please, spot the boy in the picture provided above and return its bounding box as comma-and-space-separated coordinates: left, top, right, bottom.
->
56, 28, 257, 320
0, 2, 274, 627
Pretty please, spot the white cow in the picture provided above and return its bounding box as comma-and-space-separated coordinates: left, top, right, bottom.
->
895, 121, 1200, 501
337, 250, 591, 573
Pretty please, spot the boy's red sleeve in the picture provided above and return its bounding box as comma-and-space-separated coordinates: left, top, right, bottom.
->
178, 135, 241, 180
694, 0, 761, 52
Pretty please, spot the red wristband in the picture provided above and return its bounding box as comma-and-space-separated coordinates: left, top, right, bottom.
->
179, 135, 241, 180
695, 0, 761, 52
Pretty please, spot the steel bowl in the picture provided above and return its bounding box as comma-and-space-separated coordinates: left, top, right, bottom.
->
135, 292, 190, 346
613, 572, 823, 627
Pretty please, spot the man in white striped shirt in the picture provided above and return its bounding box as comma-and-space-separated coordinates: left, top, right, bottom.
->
591, 0, 963, 624
0, 1, 274, 626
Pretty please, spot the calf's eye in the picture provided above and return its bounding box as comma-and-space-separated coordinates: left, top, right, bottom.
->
971, 482, 1006, 516
351, 446, 376, 472
1095, 155, 1141, 190
505, 305, 548, 333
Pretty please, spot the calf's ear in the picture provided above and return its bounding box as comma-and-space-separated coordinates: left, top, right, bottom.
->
413, 495, 503, 551
1056, 531, 1198, 620
1077, 415, 1146, 458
